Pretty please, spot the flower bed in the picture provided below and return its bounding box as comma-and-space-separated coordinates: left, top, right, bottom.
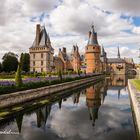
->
0, 73, 101, 95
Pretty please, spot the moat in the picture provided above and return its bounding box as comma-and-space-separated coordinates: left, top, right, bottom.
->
0, 75, 137, 140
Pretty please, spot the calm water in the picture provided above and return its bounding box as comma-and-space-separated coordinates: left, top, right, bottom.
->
0, 75, 137, 140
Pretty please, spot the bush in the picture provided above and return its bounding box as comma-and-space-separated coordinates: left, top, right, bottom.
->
58, 70, 62, 81
15, 63, 23, 87
0, 73, 96, 95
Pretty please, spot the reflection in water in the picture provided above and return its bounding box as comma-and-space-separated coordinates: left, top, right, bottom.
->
108, 74, 127, 87
58, 98, 62, 109
36, 105, 51, 129
86, 84, 101, 126
15, 114, 23, 133
0, 75, 136, 140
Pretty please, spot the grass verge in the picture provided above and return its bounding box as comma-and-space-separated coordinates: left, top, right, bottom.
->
131, 80, 140, 92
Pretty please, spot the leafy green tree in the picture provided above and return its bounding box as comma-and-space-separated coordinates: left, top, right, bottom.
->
2, 52, 18, 72
15, 63, 22, 87
42, 71, 46, 77
77, 69, 81, 77
20, 53, 30, 72
0, 63, 2, 72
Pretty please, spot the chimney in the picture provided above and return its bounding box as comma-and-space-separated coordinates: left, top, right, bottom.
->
62, 47, 66, 53
36, 24, 40, 46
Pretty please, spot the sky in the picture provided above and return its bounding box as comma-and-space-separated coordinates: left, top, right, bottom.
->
0, 0, 140, 63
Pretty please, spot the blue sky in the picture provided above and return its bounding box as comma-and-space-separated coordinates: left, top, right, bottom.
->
0, 0, 140, 63
133, 17, 140, 26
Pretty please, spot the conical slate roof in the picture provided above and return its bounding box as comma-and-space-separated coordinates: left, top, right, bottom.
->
88, 25, 98, 45
31, 25, 53, 51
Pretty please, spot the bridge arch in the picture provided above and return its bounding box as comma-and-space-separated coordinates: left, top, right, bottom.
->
126, 69, 137, 75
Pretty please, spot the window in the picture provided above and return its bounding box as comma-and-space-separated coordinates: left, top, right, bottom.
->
33, 61, 35, 66
41, 68, 43, 72
41, 61, 43, 66
33, 54, 35, 59
33, 68, 35, 72
41, 53, 43, 58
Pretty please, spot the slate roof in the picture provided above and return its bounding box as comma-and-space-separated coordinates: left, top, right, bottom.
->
107, 58, 126, 63
88, 25, 98, 45
31, 25, 54, 51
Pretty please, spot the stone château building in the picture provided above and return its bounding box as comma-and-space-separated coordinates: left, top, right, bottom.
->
29, 24, 54, 73
107, 47, 135, 75
29, 24, 81, 73
55, 46, 81, 72
29, 24, 134, 75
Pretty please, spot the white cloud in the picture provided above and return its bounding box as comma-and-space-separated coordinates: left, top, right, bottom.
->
105, 46, 139, 63
49, 0, 132, 36
0, 0, 139, 64
22, 0, 60, 16
88, 0, 140, 16
132, 26, 140, 34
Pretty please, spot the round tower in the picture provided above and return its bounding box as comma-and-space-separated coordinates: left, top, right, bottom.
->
85, 25, 101, 73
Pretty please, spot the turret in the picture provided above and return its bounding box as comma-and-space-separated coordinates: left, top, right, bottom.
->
85, 25, 101, 73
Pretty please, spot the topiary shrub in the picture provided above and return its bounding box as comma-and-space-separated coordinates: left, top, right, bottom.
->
15, 63, 23, 87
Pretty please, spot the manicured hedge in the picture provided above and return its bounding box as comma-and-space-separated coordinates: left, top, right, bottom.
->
0, 73, 101, 95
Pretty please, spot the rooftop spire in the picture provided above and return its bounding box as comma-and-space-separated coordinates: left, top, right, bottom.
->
101, 45, 105, 57
117, 46, 120, 58
88, 25, 98, 45
91, 25, 95, 33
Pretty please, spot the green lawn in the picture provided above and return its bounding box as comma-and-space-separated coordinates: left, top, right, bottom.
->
131, 80, 140, 91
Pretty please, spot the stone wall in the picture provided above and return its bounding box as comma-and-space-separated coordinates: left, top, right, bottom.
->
128, 80, 140, 139
0, 75, 105, 108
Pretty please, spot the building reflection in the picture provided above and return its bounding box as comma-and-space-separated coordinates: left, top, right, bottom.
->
13, 77, 122, 133
15, 114, 23, 133
58, 98, 62, 109
100, 80, 108, 104
107, 75, 127, 100
36, 105, 51, 129
72, 92, 81, 104
85, 82, 107, 126
107, 75, 127, 87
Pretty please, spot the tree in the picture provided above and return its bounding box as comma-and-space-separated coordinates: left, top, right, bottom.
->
15, 63, 23, 87
77, 69, 81, 77
20, 53, 30, 72
2, 52, 18, 72
0, 63, 2, 72
58, 70, 63, 81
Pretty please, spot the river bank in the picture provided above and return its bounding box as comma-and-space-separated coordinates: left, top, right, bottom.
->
128, 80, 140, 139
0, 75, 105, 109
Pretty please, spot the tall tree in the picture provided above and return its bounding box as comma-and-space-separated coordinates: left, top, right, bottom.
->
0, 63, 2, 72
20, 53, 30, 72
2, 52, 18, 72
15, 63, 22, 87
